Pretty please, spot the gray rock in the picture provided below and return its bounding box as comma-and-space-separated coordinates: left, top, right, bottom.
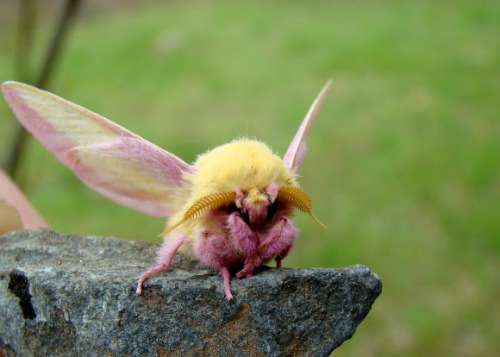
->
0, 228, 381, 356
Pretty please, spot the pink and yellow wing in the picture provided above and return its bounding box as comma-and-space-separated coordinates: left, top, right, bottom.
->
283, 80, 332, 172
1, 81, 195, 217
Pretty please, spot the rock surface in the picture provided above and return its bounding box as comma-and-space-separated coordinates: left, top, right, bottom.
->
0, 229, 382, 356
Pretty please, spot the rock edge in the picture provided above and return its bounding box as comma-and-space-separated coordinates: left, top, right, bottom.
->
0, 229, 381, 356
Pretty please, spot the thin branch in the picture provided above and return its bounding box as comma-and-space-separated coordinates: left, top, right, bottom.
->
15, 0, 36, 83
2, 0, 37, 176
2, 0, 82, 178
36, 0, 81, 89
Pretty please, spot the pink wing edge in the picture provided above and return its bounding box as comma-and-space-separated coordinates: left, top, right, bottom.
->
1, 81, 196, 217
282, 80, 333, 172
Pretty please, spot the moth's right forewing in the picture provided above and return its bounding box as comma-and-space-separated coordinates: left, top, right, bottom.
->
1, 81, 195, 217
1, 81, 132, 160
66, 137, 193, 217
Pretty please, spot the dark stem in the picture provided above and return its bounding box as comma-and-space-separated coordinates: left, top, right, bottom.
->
2, 0, 82, 178
35, 0, 81, 90
15, 0, 36, 83
2, 0, 36, 176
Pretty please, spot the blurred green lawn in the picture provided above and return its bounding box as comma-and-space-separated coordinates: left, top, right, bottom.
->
0, 0, 498, 355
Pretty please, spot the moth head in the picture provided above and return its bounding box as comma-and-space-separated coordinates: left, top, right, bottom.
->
159, 184, 325, 236
244, 187, 268, 206
236, 182, 278, 208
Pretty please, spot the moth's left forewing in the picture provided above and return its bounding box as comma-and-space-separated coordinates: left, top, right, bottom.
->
283, 80, 332, 172
280, 81, 332, 228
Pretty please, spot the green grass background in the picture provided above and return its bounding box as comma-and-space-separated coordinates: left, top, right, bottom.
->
0, 0, 498, 355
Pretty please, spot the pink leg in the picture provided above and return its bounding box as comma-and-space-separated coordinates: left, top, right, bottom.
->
226, 211, 258, 255
236, 217, 298, 278
220, 266, 234, 300
227, 212, 259, 278
136, 232, 186, 294
275, 243, 293, 268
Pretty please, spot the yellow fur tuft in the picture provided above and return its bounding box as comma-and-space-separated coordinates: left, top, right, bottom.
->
193, 139, 296, 195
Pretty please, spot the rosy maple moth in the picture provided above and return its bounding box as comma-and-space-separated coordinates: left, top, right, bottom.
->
1, 80, 332, 300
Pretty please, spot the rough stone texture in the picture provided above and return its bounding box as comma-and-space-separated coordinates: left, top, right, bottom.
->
0, 228, 382, 356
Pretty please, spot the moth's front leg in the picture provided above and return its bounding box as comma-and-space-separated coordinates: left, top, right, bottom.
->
226, 211, 258, 259
236, 216, 298, 278
227, 211, 268, 278
136, 232, 187, 294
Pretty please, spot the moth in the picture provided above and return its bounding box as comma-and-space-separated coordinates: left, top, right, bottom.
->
1, 80, 331, 300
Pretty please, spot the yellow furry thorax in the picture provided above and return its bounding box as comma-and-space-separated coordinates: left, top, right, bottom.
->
191, 139, 297, 197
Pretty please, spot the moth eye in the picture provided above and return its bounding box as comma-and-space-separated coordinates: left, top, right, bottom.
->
265, 182, 279, 201
277, 186, 327, 228
267, 200, 278, 220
